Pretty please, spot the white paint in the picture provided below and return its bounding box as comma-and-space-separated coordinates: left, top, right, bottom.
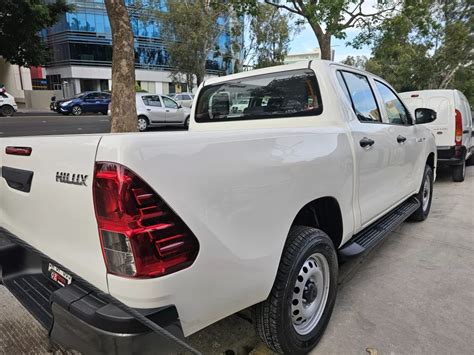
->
0, 60, 436, 339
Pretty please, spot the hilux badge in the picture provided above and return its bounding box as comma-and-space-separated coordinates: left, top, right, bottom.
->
56, 172, 88, 186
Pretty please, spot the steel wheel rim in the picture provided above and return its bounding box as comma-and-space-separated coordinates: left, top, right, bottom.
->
138, 118, 147, 131
72, 106, 81, 115
422, 175, 431, 211
291, 253, 330, 335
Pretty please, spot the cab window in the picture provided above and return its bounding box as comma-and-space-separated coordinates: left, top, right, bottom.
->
375, 80, 411, 125
195, 69, 322, 122
162, 96, 179, 109
339, 71, 381, 123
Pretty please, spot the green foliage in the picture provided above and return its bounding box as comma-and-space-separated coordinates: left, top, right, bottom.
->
0, 0, 70, 66
244, 3, 296, 69
361, 0, 473, 103
340, 55, 368, 70
156, 0, 239, 90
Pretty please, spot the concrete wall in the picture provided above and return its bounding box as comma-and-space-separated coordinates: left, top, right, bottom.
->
0, 59, 32, 102
24, 90, 63, 109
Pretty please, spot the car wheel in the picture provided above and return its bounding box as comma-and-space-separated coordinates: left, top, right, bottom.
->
0, 105, 14, 117
254, 226, 338, 354
409, 164, 433, 221
137, 116, 149, 132
452, 159, 465, 182
184, 116, 190, 129
71, 105, 82, 116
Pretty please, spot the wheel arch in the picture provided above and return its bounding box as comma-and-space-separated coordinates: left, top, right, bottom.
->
290, 196, 343, 250
426, 152, 435, 171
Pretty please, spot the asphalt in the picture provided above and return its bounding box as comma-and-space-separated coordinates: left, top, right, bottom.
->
0, 112, 111, 137
0, 115, 473, 354
0, 112, 184, 137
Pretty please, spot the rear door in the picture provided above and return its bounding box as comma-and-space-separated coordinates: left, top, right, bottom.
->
457, 92, 472, 151
141, 95, 166, 122
0, 136, 108, 291
373, 80, 421, 195
337, 70, 399, 225
161, 96, 183, 123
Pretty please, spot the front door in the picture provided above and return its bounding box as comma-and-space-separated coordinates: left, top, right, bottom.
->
337, 70, 398, 226
82, 92, 101, 112
161, 96, 182, 123
373, 80, 422, 197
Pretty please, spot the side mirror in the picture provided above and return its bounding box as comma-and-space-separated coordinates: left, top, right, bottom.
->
415, 108, 437, 124
178, 104, 182, 109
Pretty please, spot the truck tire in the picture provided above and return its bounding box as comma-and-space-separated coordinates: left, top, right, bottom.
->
254, 226, 338, 354
410, 164, 433, 221
0, 105, 14, 117
452, 159, 465, 182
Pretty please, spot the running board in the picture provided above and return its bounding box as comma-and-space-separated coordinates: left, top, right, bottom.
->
339, 197, 420, 259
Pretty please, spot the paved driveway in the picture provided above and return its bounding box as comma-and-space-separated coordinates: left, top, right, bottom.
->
0, 167, 473, 354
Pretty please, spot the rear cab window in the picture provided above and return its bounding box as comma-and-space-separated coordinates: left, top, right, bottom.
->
195, 69, 323, 123
337, 70, 381, 123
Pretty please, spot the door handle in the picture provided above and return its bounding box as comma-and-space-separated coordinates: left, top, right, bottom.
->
359, 137, 375, 148
146, 109, 151, 111
397, 135, 407, 143
166, 110, 170, 112
463, 130, 469, 134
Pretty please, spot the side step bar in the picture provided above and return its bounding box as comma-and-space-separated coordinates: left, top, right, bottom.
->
339, 197, 420, 259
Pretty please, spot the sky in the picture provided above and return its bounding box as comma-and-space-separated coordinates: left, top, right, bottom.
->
289, 25, 372, 62
287, 0, 380, 62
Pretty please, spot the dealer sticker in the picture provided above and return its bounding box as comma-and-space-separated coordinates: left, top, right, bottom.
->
48, 263, 72, 287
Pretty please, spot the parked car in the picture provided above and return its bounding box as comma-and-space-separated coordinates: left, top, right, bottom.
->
136, 93, 191, 130
0, 61, 437, 354
230, 98, 250, 113
57, 91, 111, 116
0, 91, 17, 117
400, 89, 473, 182
170, 92, 195, 108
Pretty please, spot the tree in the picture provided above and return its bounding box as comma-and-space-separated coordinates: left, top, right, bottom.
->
0, 0, 69, 66
362, 0, 473, 101
157, 0, 238, 91
232, 0, 400, 60
244, 3, 296, 69
104, 0, 138, 133
340, 55, 368, 70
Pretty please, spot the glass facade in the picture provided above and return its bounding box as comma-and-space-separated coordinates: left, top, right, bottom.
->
44, 0, 240, 74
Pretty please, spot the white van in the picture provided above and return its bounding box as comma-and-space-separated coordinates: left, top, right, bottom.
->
400, 89, 473, 182
0, 91, 17, 117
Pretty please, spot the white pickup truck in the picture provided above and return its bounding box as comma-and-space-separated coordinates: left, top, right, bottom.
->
0, 61, 437, 354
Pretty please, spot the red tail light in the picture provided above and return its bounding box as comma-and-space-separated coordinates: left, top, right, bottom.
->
93, 162, 199, 278
6, 146, 32, 156
455, 109, 462, 145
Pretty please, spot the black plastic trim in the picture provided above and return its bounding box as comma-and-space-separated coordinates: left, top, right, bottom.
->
1, 166, 34, 192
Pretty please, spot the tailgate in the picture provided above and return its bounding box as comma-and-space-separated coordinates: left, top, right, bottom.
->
0, 135, 108, 292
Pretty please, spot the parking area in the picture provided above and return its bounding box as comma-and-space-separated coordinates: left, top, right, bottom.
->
0, 167, 473, 354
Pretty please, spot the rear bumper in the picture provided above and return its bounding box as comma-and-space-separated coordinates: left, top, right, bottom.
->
0, 228, 190, 354
437, 146, 465, 166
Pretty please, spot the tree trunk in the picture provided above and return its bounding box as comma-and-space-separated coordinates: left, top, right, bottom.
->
104, 0, 137, 133
319, 35, 332, 61
308, 20, 333, 61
